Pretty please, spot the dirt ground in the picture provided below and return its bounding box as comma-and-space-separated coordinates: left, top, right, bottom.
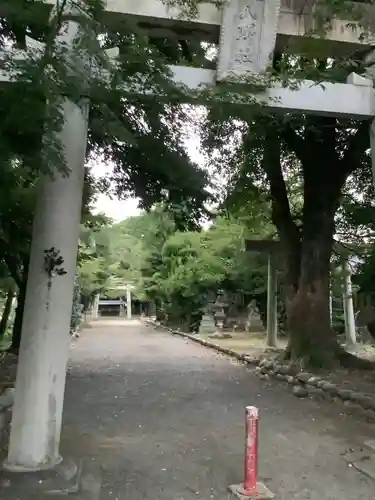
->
53, 319, 375, 499
195, 330, 375, 400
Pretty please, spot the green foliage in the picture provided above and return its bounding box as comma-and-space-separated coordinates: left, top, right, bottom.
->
355, 247, 375, 294
0, 0, 211, 339
137, 210, 271, 329
76, 195, 276, 331
70, 278, 84, 334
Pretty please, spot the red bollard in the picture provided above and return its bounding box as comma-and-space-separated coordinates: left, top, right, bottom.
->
228, 406, 274, 500
243, 406, 259, 495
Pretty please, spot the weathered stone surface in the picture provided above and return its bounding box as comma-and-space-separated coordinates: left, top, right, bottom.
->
262, 359, 274, 370
306, 385, 325, 397
364, 440, 375, 453
199, 312, 216, 334
320, 382, 338, 395
307, 376, 320, 386
243, 355, 257, 364
365, 399, 375, 411
296, 372, 313, 384
343, 448, 372, 466
0, 458, 82, 496
228, 481, 275, 500
293, 386, 309, 398
352, 455, 375, 481
286, 375, 295, 384
354, 394, 374, 410
338, 388, 353, 401
259, 373, 270, 380
275, 373, 285, 381
218, 0, 281, 82
349, 391, 365, 403
245, 300, 265, 332
278, 364, 293, 375
316, 379, 329, 388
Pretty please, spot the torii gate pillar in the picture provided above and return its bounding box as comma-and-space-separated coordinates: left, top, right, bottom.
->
4, 21, 89, 470
342, 258, 356, 347
126, 285, 132, 320
266, 252, 278, 347
92, 293, 100, 319
245, 240, 279, 347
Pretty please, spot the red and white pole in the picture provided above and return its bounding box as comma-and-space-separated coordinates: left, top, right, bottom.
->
242, 406, 259, 496
229, 406, 273, 499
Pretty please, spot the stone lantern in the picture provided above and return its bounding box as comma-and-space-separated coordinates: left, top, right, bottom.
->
210, 290, 232, 339
198, 292, 216, 335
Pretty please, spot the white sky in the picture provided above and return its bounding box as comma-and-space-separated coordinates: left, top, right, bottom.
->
90, 134, 205, 222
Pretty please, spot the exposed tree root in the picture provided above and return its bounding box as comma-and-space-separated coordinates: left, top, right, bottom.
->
279, 341, 375, 371
282, 339, 292, 361
337, 348, 375, 370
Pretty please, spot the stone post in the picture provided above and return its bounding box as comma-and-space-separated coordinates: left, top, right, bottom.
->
329, 284, 333, 326
5, 21, 89, 470
149, 300, 156, 318
92, 293, 100, 319
266, 253, 277, 347
342, 258, 356, 346
126, 286, 132, 319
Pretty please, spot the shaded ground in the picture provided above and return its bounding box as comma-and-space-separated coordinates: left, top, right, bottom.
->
196, 330, 375, 401
196, 330, 287, 357
196, 329, 375, 361
0, 352, 17, 393
59, 319, 375, 499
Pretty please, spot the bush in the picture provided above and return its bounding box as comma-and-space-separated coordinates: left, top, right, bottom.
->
70, 280, 84, 334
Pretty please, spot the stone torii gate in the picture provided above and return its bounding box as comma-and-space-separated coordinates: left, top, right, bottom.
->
246, 239, 359, 349
2, 0, 375, 478
245, 239, 279, 348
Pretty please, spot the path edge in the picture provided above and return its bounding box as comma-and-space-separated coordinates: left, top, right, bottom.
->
144, 319, 375, 419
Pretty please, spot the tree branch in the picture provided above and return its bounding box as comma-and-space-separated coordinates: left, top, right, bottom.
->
261, 129, 301, 290
3, 255, 22, 287
179, 40, 193, 63
280, 122, 310, 167
261, 130, 299, 244
342, 121, 370, 175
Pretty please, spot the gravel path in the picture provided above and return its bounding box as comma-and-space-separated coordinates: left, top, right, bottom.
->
61, 319, 375, 500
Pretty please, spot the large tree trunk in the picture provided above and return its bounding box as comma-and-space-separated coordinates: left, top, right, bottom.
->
284, 247, 370, 369
261, 117, 371, 368
284, 154, 340, 366
285, 239, 339, 367
0, 285, 15, 338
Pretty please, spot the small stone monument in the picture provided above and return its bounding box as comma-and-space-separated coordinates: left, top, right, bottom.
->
209, 291, 232, 339
198, 303, 216, 335
246, 300, 264, 332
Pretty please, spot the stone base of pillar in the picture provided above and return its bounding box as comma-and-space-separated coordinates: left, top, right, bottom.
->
198, 313, 216, 334
1, 457, 80, 494
0, 458, 102, 497
228, 483, 275, 500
